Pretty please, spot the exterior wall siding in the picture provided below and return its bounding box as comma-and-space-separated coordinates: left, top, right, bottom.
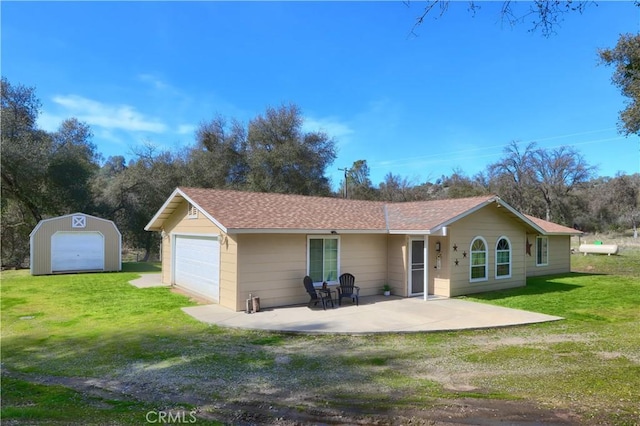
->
525, 234, 572, 277
430, 235, 450, 295
234, 233, 388, 311
236, 234, 307, 311
446, 205, 527, 297
340, 234, 388, 296
30, 214, 121, 275
387, 235, 407, 297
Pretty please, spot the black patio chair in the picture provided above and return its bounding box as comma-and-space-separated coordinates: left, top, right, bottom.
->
337, 273, 359, 306
303, 276, 334, 310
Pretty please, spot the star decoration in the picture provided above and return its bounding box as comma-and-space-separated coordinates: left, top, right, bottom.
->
454, 259, 459, 266
462, 251, 467, 258
453, 244, 458, 251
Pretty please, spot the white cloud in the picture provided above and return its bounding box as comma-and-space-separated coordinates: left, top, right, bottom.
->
51, 95, 167, 133
138, 73, 169, 90
302, 116, 354, 144
37, 111, 64, 132
177, 124, 196, 135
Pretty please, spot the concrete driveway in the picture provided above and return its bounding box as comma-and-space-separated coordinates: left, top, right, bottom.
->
181, 295, 562, 335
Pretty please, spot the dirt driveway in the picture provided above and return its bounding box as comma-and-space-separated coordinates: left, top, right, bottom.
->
4, 368, 582, 425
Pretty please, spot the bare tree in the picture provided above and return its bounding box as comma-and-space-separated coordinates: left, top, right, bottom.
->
379, 173, 421, 201
488, 141, 595, 224
488, 141, 539, 214
530, 145, 596, 223
408, 0, 595, 37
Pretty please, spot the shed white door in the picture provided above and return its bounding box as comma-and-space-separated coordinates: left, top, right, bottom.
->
174, 235, 220, 301
51, 232, 104, 272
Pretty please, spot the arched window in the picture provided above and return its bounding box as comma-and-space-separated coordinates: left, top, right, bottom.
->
470, 237, 488, 282
495, 237, 511, 279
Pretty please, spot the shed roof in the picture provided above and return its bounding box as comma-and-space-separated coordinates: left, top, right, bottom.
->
145, 187, 580, 236
30, 212, 120, 237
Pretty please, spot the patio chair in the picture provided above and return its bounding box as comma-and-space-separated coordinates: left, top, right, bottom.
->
303, 276, 334, 310
337, 273, 359, 306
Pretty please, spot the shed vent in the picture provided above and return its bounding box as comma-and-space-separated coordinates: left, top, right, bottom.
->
72, 215, 86, 228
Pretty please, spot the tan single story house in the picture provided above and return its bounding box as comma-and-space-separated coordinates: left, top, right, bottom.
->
30, 213, 122, 275
145, 187, 581, 312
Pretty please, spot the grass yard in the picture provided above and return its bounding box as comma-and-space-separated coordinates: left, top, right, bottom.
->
2, 255, 640, 425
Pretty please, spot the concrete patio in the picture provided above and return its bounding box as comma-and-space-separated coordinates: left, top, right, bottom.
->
129, 273, 563, 334
181, 295, 563, 335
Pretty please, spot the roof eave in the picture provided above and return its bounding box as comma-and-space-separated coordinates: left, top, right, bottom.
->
228, 228, 388, 234
546, 231, 584, 236
144, 188, 182, 231
144, 188, 229, 234
388, 229, 432, 235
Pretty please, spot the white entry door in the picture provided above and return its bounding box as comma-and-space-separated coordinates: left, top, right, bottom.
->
51, 232, 104, 272
173, 235, 220, 301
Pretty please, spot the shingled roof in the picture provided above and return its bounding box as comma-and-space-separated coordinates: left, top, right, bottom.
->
385, 195, 497, 233
524, 214, 582, 235
145, 187, 580, 235
175, 187, 387, 232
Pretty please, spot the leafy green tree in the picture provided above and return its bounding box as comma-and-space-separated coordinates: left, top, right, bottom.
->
1, 78, 53, 267
184, 116, 248, 188
342, 159, 378, 200
47, 118, 101, 214
245, 104, 336, 195
599, 33, 640, 136
1, 78, 51, 223
94, 144, 182, 261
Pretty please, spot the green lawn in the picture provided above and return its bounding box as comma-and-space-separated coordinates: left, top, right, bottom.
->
2, 257, 639, 424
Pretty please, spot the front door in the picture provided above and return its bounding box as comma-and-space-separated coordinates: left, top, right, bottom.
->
409, 239, 425, 295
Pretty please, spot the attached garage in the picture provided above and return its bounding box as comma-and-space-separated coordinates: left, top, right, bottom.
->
30, 213, 121, 275
173, 235, 220, 301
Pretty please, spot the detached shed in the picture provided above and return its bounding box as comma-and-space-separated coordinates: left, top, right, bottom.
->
30, 213, 122, 275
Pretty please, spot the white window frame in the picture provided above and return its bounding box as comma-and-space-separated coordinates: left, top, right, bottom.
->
495, 236, 512, 279
307, 235, 340, 285
470, 236, 488, 282
536, 236, 549, 266
187, 202, 198, 219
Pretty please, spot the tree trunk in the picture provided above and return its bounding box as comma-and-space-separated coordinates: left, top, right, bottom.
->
141, 233, 153, 262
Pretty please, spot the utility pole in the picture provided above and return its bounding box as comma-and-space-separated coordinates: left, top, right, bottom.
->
338, 167, 349, 198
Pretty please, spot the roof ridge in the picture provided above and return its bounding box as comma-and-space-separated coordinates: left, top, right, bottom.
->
179, 186, 497, 207
179, 186, 387, 205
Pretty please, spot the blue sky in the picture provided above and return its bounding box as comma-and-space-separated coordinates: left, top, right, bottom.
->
2, 1, 639, 190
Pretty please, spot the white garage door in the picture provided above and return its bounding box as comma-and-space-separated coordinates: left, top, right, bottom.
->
174, 235, 220, 301
51, 232, 104, 272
